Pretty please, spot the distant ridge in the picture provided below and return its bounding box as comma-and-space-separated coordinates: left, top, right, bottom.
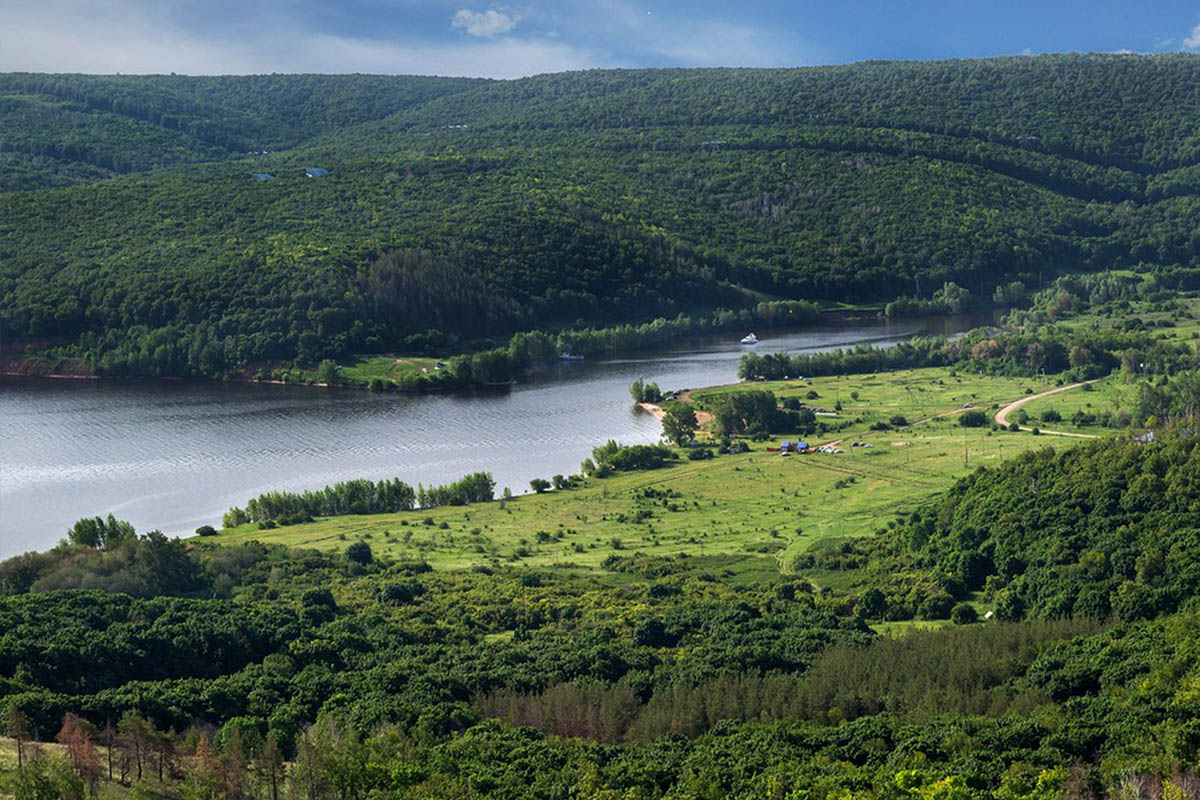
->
3, 54, 1200, 376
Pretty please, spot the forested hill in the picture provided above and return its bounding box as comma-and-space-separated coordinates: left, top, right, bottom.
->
0, 73, 484, 189
5, 54, 1200, 377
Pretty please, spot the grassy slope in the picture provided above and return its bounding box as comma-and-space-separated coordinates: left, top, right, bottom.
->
214, 367, 1073, 583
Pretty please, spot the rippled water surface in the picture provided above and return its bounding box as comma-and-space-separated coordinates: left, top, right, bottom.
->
0, 318, 979, 556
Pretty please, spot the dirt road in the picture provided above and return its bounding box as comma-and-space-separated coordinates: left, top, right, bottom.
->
993, 380, 1101, 438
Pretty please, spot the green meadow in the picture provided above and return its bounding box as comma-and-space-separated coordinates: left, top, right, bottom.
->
214, 367, 1073, 584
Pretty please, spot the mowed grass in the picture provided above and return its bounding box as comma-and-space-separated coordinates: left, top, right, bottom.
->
335, 354, 440, 383
214, 367, 1072, 579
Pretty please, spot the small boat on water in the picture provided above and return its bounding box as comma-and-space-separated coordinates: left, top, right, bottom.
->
560, 352, 585, 361
740, 333, 758, 344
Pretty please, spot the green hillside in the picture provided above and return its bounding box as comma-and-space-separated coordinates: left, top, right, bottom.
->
0, 73, 484, 189
5, 55, 1200, 377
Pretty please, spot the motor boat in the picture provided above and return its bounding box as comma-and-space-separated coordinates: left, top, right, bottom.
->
740, 333, 758, 344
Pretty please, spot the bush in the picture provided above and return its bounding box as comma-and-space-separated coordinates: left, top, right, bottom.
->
302, 588, 336, 609
686, 448, 714, 461
1041, 408, 1062, 422
378, 579, 426, 605
950, 603, 979, 625
958, 410, 989, 427
918, 592, 955, 619
346, 541, 374, 564
530, 478, 551, 493
195, 525, 217, 537
889, 415, 909, 427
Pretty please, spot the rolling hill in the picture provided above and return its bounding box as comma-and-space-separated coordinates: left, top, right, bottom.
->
3, 54, 1200, 376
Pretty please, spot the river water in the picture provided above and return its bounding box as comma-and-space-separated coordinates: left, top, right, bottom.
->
0, 317, 979, 557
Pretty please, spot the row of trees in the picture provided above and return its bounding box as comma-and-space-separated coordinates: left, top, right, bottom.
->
221, 472, 496, 528
740, 323, 1182, 382
222, 478, 418, 527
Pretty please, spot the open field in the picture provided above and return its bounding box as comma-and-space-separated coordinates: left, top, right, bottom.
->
215, 367, 1078, 582
1012, 375, 1138, 435
333, 354, 441, 384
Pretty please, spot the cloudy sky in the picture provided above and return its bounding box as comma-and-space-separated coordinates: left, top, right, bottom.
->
2, 0, 1200, 77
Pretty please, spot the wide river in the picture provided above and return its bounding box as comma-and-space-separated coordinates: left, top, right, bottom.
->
0, 317, 981, 557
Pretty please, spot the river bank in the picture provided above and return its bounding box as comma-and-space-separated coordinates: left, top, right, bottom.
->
0, 307, 996, 389
0, 315, 989, 556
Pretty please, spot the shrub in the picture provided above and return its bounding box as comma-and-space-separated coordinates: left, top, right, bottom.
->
378, 579, 426, 605
530, 478, 551, 493
950, 603, 979, 625
346, 541, 374, 564
302, 588, 336, 609
958, 410, 989, 427
889, 415, 909, 427
195, 525, 217, 537
918, 592, 956, 619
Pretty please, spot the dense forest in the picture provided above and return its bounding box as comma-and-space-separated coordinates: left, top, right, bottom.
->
13, 427, 1200, 797
7, 55, 1200, 378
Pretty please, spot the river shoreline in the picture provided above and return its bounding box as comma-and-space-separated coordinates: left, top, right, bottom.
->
0, 309, 989, 390
1, 314, 991, 556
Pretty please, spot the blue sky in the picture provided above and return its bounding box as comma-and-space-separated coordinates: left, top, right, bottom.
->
2, 0, 1200, 76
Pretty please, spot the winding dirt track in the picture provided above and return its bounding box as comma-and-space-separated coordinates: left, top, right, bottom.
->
993, 380, 1101, 438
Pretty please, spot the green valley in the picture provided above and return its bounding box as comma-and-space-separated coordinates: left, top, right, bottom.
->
13, 53, 1200, 800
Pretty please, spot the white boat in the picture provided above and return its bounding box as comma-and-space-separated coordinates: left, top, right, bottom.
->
560, 352, 584, 361
740, 333, 758, 344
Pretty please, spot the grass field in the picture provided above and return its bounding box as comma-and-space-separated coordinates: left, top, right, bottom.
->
214, 367, 1075, 583
333, 354, 441, 384
1013, 375, 1137, 435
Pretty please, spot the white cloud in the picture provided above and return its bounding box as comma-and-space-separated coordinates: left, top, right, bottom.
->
1180, 23, 1200, 50
1184, 23, 1200, 49
0, 0, 591, 77
451, 9, 517, 37
0, 0, 806, 77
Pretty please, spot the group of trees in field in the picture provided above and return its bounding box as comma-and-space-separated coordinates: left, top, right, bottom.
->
740, 323, 1189, 382
222, 478, 418, 527
588, 441, 678, 475
220, 472, 496, 528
